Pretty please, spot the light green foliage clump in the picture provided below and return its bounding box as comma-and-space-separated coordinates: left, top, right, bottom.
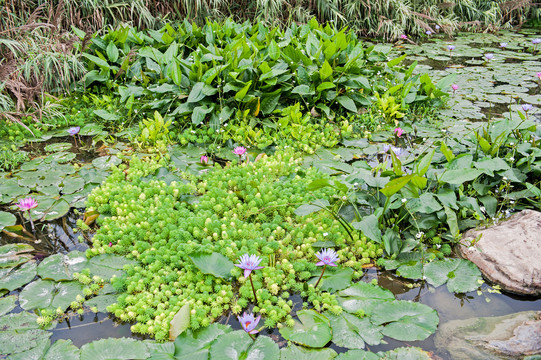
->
85, 151, 383, 340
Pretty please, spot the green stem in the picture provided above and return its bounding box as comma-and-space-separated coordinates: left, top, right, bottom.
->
27, 210, 35, 232
314, 264, 327, 288
249, 273, 257, 302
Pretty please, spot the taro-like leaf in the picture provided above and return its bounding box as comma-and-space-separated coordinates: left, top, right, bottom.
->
209, 331, 279, 360
174, 323, 231, 359
169, 303, 190, 340
80, 337, 149, 360
439, 169, 482, 185
279, 310, 332, 348
37, 251, 88, 281
0, 329, 51, 355
0, 243, 34, 268
189, 252, 235, 280
19, 279, 84, 311
0, 295, 17, 316
336, 282, 395, 315
85, 294, 118, 313
335, 349, 378, 360
87, 254, 136, 280
280, 344, 338, 360
0, 261, 37, 291
351, 215, 381, 243
326, 312, 383, 349
0, 211, 16, 231
43, 339, 80, 360
424, 258, 482, 293
371, 300, 439, 341
307, 267, 353, 292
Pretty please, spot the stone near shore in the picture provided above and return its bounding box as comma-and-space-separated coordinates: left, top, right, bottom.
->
459, 210, 541, 296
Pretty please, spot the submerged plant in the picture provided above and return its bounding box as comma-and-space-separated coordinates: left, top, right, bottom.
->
16, 197, 37, 231
314, 248, 339, 288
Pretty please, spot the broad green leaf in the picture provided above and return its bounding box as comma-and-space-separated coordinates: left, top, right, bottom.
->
42, 199, 71, 221
406, 193, 442, 214
209, 331, 279, 360
439, 169, 482, 185
415, 149, 435, 177
380, 174, 414, 198
174, 324, 231, 359
371, 300, 439, 341
336, 96, 357, 112
87, 254, 135, 280
83, 53, 110, 69
443, 205, 459, 238
281, 344, 337, 360
80, 338, 149, 360
0, 329, 51, 355
106, 41, 119, 62
379, 347, 433, 359
335, 349, 378, 360
19, 280, 84, 311
307, 267, 353, 292
294, 199, 329, 216
320, 61, 333, 80
62, 177, 85, 194
387, 54, 406, 68
44, 142, 72, 152
92, 156, 121, 170
43, 339, 80, 360
260, 93, 281, 115
351, 215, 381, 244
0, 211, 17, 231
235, 81, 252, 101
268, 40, 280, 61
169, 303, 190, 340
316, 82, 335, 92
8, 337, 50, 360
326, 312, 383, 349
37, 251, 88, 281
191, 104, 214, 125
0, 243, 33, 268
424, 258, 482, 293
336, 282, 394, 315
189, 252, 234, 280
279, 310, 332, 348
188, 82, 206, 103
93, 109, 119, 121
168, 62, 182, 86
0, 311, 44, 331
292, 85, 314, 96
0, 295, 17, 316
0, 261, 37, 291
85, 294, 118, 313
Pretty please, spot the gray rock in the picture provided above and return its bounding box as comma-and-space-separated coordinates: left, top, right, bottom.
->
459, 210, 541, 296
435, 311, 541, 360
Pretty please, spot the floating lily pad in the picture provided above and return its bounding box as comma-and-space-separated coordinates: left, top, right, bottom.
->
189, 252, 235, 280
62, 177, 86, 194
279, 310, 332, 348
44, 143, 72, 152
0, 311, 44, 331
173, 323, 231, 358
0, 243, 33, 268
87, 254, 136, 280
337, 282, 395, 315
80, 337, 149, 360
281, 344, 338, 360
371, 300, 439, 341
209, 331, 280, 360
37, 251, 88, 281
0, 329, 51, 355
424, 258, 482, 293
335, 349, 378, 360
19, 279, 84, 311
326, 312, 383, 349
43, 339, 80, 360
0, 261, 37, 291
92, 156, 121, 170
308, 267, 353, 292
378, 347, 433, 359
169, 303, 190, 340
7, 337, 50, 360
0, 211, 16, 231
85, 294, 118, 313
0, 295, 17, 316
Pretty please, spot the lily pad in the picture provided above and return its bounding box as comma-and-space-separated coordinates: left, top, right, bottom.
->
0, 311, 44, 331
44, 143, 72, 152
62, 177, 86, 194
209, 331, 280, 360
0, 295, 17, 316
308, 267, 353, 292
0, 211, 16, 231
0, 261, 37, 291
80, 337, 149, 360
335, 349, 378, 360
87, 254, 136, 280
189, 252, 235, 280
43, 339, 80, 360
336, 282, 395, 315
92, 156, 121, 170
371, 300, 439, 341
281, 344, 338, 360
85, 294, 118, 313
7, 337, 50, 360
424, 258, 482, 293
19, 279, 84, 311
279, 310, 332, 348
173, 323, 231, 359
0, 243, 34, 268
37, 251, 88, 281
326, 312, 383, 349
379, 347, 433, 359
169, 303, 190, 340
0, 329, 51, 355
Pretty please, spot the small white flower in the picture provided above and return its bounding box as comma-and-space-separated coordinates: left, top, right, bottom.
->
416, 231, 424, 239
342, 196, 347, 201
480, 206, 486, 213
191, 130, 195, 134
401, 198, 407, 203
435, 244, 441, 249
323, 232, 328, 237
509, 157, 514, 161
509, 142, 514, 146
422, 276, 427, 280
503, 176, 508, 181
468, 246, 476, 251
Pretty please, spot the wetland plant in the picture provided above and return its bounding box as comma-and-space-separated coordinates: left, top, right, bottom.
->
314, 248, 339, 288
16, 197, 37, 231
67, 126, 80, 147
238, 312, 261, 339
235, 254, 264, 302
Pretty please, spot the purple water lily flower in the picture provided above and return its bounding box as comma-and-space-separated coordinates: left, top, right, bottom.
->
500, 42, 508, 48
532, 38, 541, 45
17, 197, 38, 211
67, 126, 80, 136
391, 146, 402, 157
447, 45, 455, 51
235, 254, 264, 278
435, 25, 441, 30
383, 144, 391, 153
315, 248, 339, 267
522, 104, 533, 112
426, 30, 432, 36
233, 146, 247, 156
238, 312, 260, 335
485, 53, 494, 60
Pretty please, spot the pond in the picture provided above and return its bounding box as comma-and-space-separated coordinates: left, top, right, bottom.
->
1, 28, 541, 359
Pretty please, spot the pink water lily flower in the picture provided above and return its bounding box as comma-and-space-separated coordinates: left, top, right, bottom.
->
200, 155, 209, 164
233, 146, 247, 156
536, 72, 541, 79
451, 84, 459, 91
238, 312, 261, 334
17, 197, 38, 211
394, 128, 403, 137
400, 34, 408, 40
